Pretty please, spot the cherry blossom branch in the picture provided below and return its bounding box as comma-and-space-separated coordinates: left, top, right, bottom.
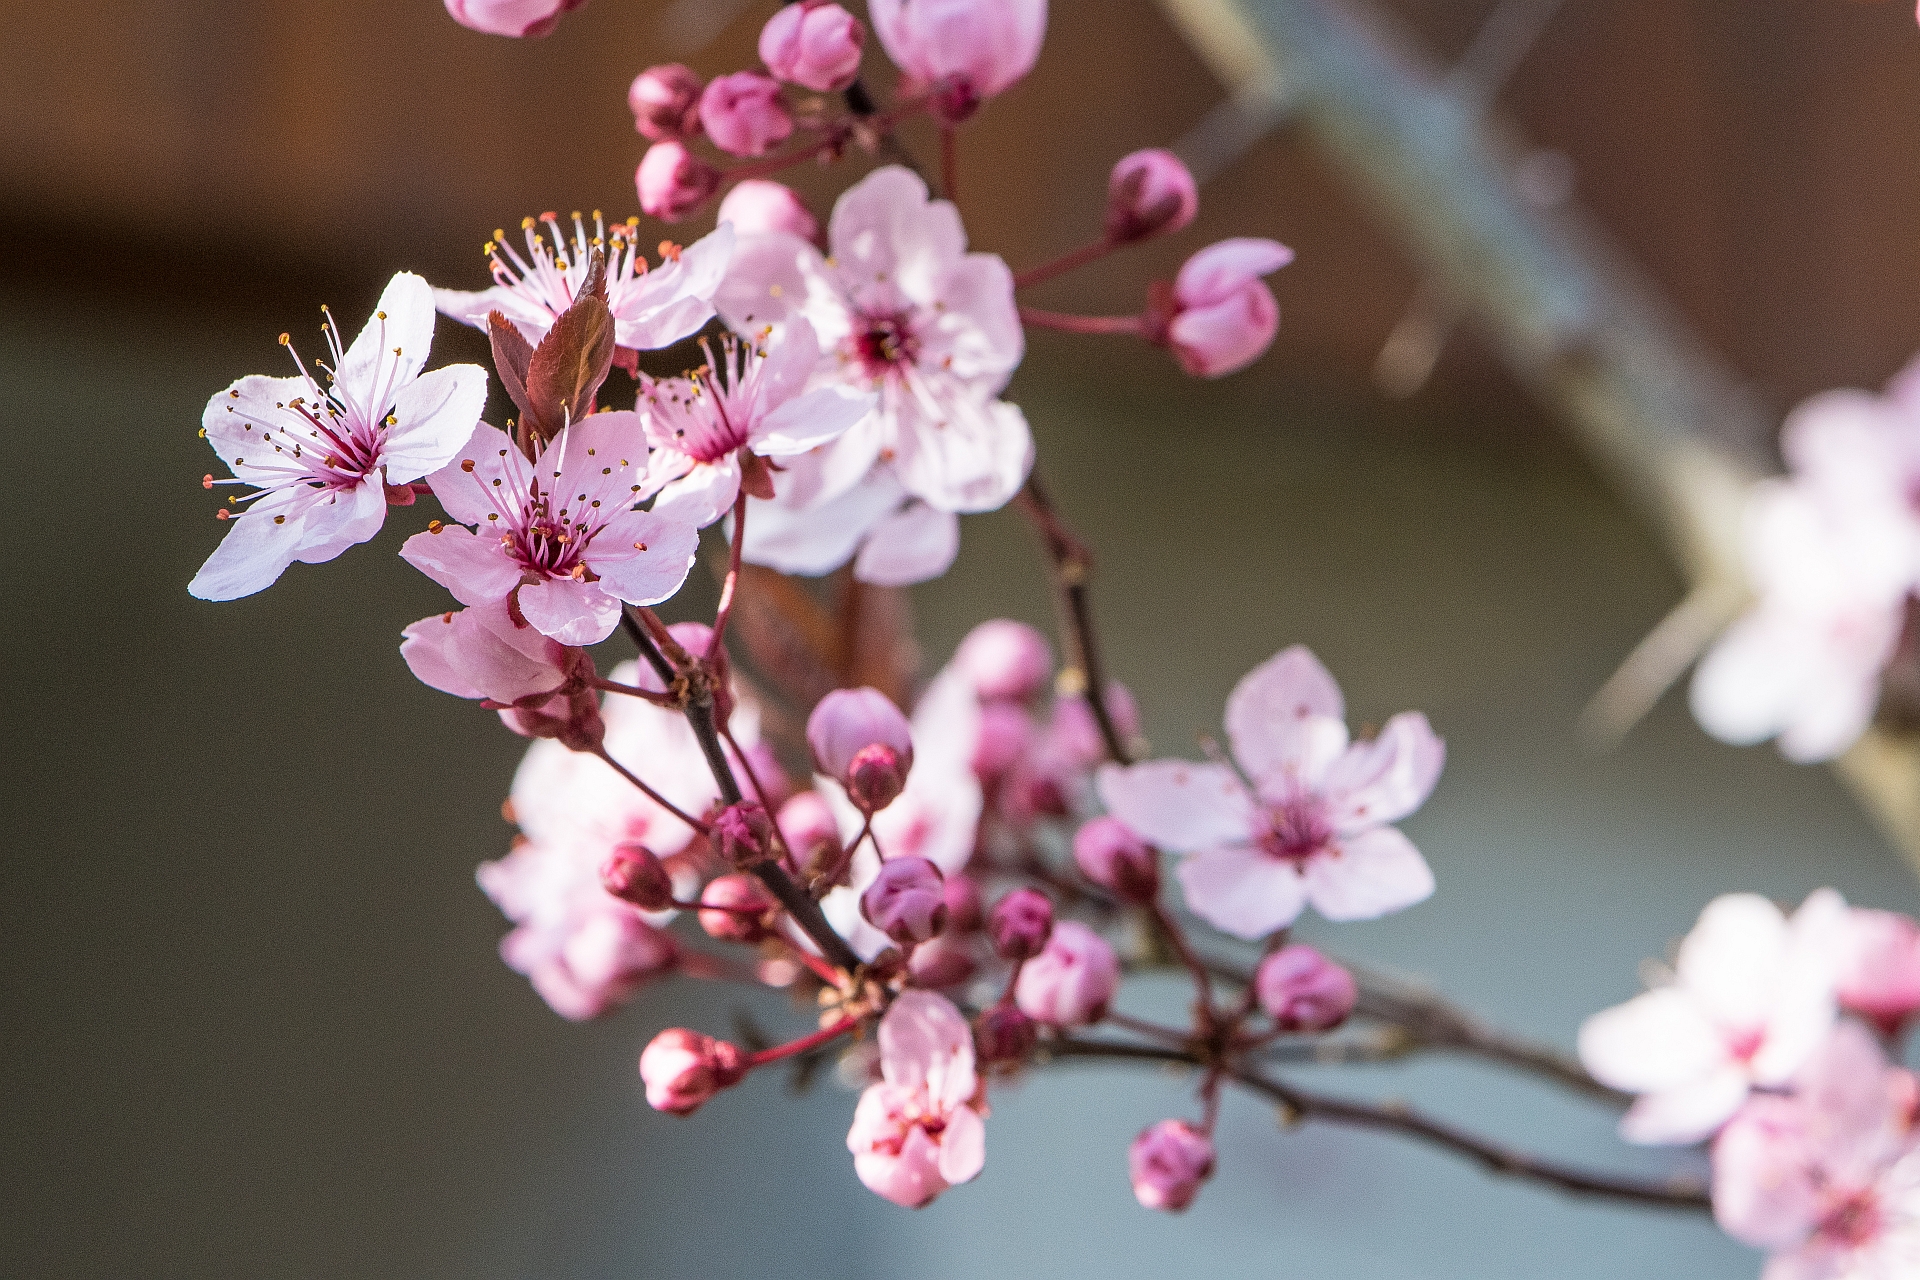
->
745, 1014, 859, 1068
1015, 306, 1146, 336
1014, 241, 1123, 291
590, 746, 710, 835
708, 490, 749, 660
1047, 1037, 1708, 1210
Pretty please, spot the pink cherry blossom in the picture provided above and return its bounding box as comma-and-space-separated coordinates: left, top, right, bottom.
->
740, 466, 960, 584
402, 416, 699, 646
846, 990, 987, 1207
1712, 1020, 1920, 1276
1073, 815, 1159, 902
637, 142, 723, 222
1096, 646, 1444, 940
1105, 149, 1198, 244
191, 272, 486, 600
1015, 920, 1119, 1026
1155, 238, 1294, 378
1578, 889, 1849, 1146
401, 595, 585, 707
1836, 909, 1920, 1036
629, 64, 704, 140
636, 319, 872, 528
1129, 1119, 1216, 1213
1255, 944, 1357, 1032
986, 887, 1054, 960
715, 165, 1032, 516
953, 619, 1053, 702
869, 0, 1046, 121
640, 1029, 747, 1115
434, 214, 734, 354
717, 179, 819, 242
759, 2, 865, 93
861, 856, 949, 944
809, 686, 916, 806
445, 0, 584, 38
699, 72, 794, 158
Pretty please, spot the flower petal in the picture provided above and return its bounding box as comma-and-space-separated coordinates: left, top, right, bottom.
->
755, 385, 875, 456
1618, 1066, 1750, 1145
714, 230, 821, 333
614, 223, 734, 350
1175, 844, 1308, 939
1677, 894, 1791, 1030
1577, 988, 1726, 1093
889, 393, 1033, 514
742, 471, 903, 577
1225, 645, 1348, 784
588, 511, 701, 606
1095, 760, 1257, 853
879, 989, 976, 1101
650, 457, 742, 530
517, 578, 622, 645
1322, 712, 1445, 834
1302, 825, 1435, 922
424, 422, 528, 528
337, 272, 436, 411
399, 524, 522, 606
853, 501, 958, 586
938, 1105, 986, 1187
188, 485, 321, 600
380, 363, 488, 483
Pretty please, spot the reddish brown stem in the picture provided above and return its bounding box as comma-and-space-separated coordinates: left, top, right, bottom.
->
1017, 305, 1147, 336
1014, 239, 1121, 290
708, 489, 749, 660
590, 745, 709, 835
747, 1015, 859, 1068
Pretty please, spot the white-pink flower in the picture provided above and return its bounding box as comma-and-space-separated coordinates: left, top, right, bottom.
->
191, 272, 487, 600
1096, 646, 1444, 940
636, 320, 873, 527
1712, 1020, 1920, 1278
738, 465, 960, 586
846, 990, 987, 1207
715, 165, 1032, 517
402, 416, 699, 646
1159, 238, 1294, 378
400, 596, 584, 706
434, 214, 734, 355
869, 0, 1046, 120
1579, 889, 1849, 1146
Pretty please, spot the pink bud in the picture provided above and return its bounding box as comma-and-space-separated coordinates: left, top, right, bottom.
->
970, 702, 1033, 781
600, 844, 675, 912
987, 888, 1054, 961
698, 873, 778, 943
629, 64, 705, 140
860, 856, 948, 945
974, 1004, 1038, 1065
1255, 944, 1357, 1032
714, 801, 775, 868
1157, 237, 1294, 378
737, 740, 794, 809
1836, 908, 1920, 1035
954, 619, 1053, 702
943, 872, 985, 933
636, 141, 720, 222
716, 179, 821, 242
1015, 920, 1119, 1026
639, 1028, 748, 1115
1050, 682, 1141, 765
759, 1, 866, 93
1105, 149, 1198, 244
910, 934, 979, 988
1128, 1120, 1215, 1212
778, 789, 845, 881
698, 72, 794, 158
444, 0, 585, 39
1073, 816, 1159, 902
869, 0, 1047, 122
808, 687, 915, 812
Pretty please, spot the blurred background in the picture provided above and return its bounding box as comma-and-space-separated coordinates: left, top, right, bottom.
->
5, 1, 1920, 1276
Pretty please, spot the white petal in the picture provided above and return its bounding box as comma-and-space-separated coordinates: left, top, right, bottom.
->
1174, 845, 1307, 939
1618, 1067, 1749, 1145
1301, 826, 1435, 922
1094, 760, 1257, 854
337, 272, 436, 412
1226, 646, 1348, 784
852, 502, 958, 586
380, 364, 488, 483
1577, 988, 1726, 1093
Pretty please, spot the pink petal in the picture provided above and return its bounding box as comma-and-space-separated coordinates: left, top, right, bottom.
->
742, 472, 903, 577
1168, 283, 1279, 378
200, 373, 309, 477
1619, 1066, 1750, 1145
399, 524, 522, 607
1677, 894, 1792, 1030
853, 501, 958, 586
588, 511, 701, 605
650, 457, 742, 529
1712, 1096, 1821, 1249
1175, 844, 1308, 939
336, 272, 436, 405
922, 252, 1024, 385
1322, 712, 1445, 834
889, 394, 1033, 514
612, 223, 734, 350
290, 475, 389, 565
746, 314, 823, 417
400, 610, 487, 699
937, 1105, 986, 1187
1577, 988, 1726, 1093
517, 577, 622, 645
1224, 645, 1347, 784
879, 990, 975, 1100
755, 385, 874, 456
714, 229, 821, 333
1173, 238, 1294, 307
188, 486, 318, 600
424, 422, 527, 528
380, 363, 488, 483
1095, 760, 1257, 854
859, 1124, 946, 1208
827, 167, 964, 295
1301, 825, 1435, 922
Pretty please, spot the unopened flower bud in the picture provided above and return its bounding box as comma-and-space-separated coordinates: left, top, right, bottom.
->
1151, 237, 1294, 378
974, 1004, 1038, 1065
870, 0, 1045, 122
1015, 920, 1119, 1026
1837, 908, 1920, 1035
809, 687, 915, 812
698, 71, 794, 158
699, 873, 778, 944
860, 856, 948, 945
639, 1028, 748, 1115
1105, 148, 1198, 244
1129, 1120, 1215, 1212
714, 800, 775, 868
909, 934, 978, 988
1073, 816, 1159, 902
987, 888, 1054, 961
973, 703, 1034, 782
716, 179, 820, 242
499, 683, 604, 752
777, 789, 844, 881
943, 872, 984, 934
600, 844, 675, 912
759, 1, 865, 93
955, 619, 1053, 702
445, 0, 584, 39
629, 63, 704, 139
1255, 944, 1357, 1032
636, 141, 720, 222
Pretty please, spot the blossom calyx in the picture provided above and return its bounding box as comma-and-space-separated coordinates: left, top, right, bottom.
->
1072, 816, 1159, 903
630, 64, 704, 140
714, 801, 777, 869
640, 1028, 748, 1115
809, 687, 915, 813
987, 888, 1054, 961
861, 856, 948, 945
637, 141, 721, 222
1254, 944, 1357, 1032
1129, 1120, 1215, 1212
759, 2, 865, 93
698, 873, 779, 943
1105, 149, 1198, 245
600, 844, 676, 912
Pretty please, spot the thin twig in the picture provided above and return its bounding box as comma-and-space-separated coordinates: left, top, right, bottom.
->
590, 746, 709, 836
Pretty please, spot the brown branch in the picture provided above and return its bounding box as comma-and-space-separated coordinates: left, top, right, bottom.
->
1048, 1037, 1707, 1211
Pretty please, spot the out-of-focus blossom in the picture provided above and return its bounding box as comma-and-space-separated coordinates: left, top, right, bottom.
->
1836, 909, 1920, 1037
403, 417, 699, 646
909, 934, 978, 988
445, 0, 584, 38
1072, 816, 1159, 902
713, 802, 775, 869
1105, 149, 1198, 245
759, 2, 865, 93
629, 64, 704, 140
637, 141, 723, 222
1129, 1119, 1216, 1212
192, 273, 486, 600
739, 467, 961, 585
600, 844, 675, 912
987, 888, 1053, 960
641, 1028, 748, 1115
1147, 238, 1294, 378
1578, 889, 1849, 1146
435, 214, 734, 353
1015, 920, 1119, 1026
1255, 944, 1357, 1032
944, 872, 985, 933
1097, 646, 1443, 940
809, 686, 916, 813
716, 166, 1032, 519
717, 180, 820, 242
1692, 372, 1920, 764
861, 856, 949, 944
636, 320, 872, 528
1711, 1020, 1920, 1274
847, 991, 986, 1206
699, 72, 794, 158
954, 619, 1053, 702
698, 873, 779, 943
973, 1003, 1037, 1065
869, 0, 1046, 121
